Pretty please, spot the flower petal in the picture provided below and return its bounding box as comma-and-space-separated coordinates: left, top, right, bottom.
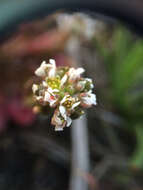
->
61, 95, 69, 104
76, 67, 85, 75
71, 101, 80, 110
59, 105, 66, 120
48, 67, 56, 78
35, 61, 47, 77
32, 84, 38, 93
60, 74, 68, 86
52, 89, 59, 93
66, 117, 72, 127
42, 81, 48, 87
47, 87, 54, 95
81, 92, 97, 107
35, 67, 45, 77
49, 59, 56, 66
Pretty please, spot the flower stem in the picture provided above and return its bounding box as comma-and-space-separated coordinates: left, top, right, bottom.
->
69, 114, 89, 190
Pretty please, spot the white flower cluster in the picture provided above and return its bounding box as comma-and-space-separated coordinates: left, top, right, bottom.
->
32, 59, 97, 131
57, 13, 97, 40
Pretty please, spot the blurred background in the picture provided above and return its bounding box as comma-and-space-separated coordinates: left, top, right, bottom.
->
1, 1, 143, 189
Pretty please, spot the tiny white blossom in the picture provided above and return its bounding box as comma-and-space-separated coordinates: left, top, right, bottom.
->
85, 78, 94, 88
59, 105, 72, 127
76, 80, 86, 91
68, 67, 85, 82
80, 91, 97, 108
60, 95, 80, 111
35, 59, 56, 78
51, 109, 66, 130
44, 88, 58, 107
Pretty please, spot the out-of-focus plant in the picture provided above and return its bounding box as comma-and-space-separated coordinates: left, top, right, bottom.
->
95, 26, 143, 169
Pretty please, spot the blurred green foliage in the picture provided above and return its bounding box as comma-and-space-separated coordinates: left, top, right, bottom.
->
96, 26, 143, 169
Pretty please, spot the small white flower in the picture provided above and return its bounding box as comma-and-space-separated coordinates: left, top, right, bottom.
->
44, 87, 58, 107
51, 109, 66, 130
51, 108, 72, 130
85, 78, 94, 88
59, 105, 72, 127
76, 80, 86, 91
68, 67, 85, 82
80, 91, 97, 108
60, 95, 80, 111
35, 59, 56, 78
48, 59, 56, 78
32, 84, 38, 93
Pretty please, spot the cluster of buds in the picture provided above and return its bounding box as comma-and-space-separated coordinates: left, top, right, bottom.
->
32, 59, 97, 131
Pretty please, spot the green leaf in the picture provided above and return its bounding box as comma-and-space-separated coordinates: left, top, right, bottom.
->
115, 41, 143, 94
130, 125, 143, 169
